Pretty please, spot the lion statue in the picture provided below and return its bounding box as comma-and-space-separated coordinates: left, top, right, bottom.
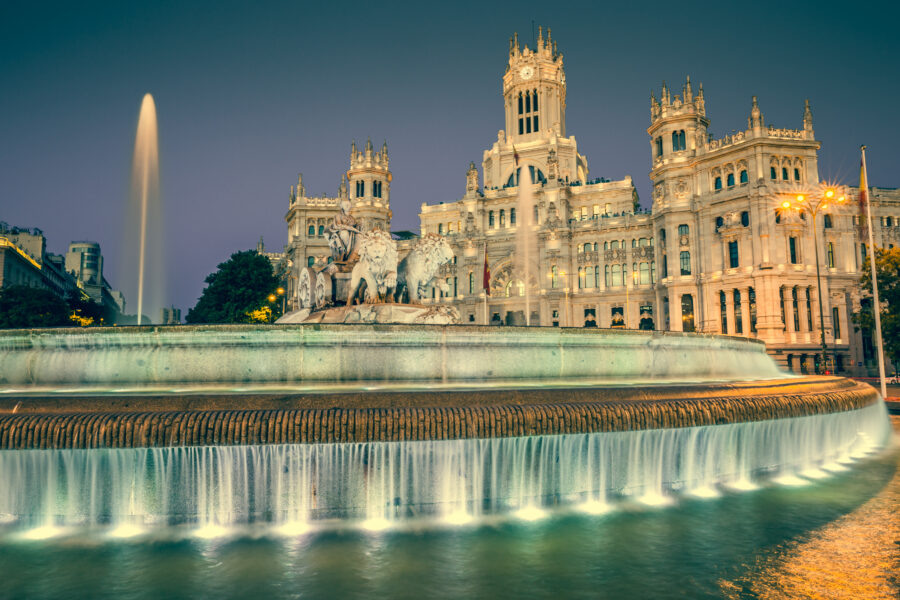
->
348, 229, 398, 304
394, 233, 455, 303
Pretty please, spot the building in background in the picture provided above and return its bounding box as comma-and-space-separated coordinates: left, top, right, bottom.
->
65, 241, 126, 315
0, 223, 78, 299
283, 29, 900, 376
160, 306, 181, 324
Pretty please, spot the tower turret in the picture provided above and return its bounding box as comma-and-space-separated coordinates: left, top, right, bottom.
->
803, 99, 814, 136
347, 136, 393, 231
502, 26, 566, 141
648, 75, 710, 165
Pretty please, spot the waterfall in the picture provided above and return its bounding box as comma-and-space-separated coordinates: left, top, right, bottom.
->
0, 403, 890, 532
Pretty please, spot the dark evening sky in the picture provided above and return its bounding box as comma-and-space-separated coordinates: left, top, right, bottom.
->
1, 1, 898, 317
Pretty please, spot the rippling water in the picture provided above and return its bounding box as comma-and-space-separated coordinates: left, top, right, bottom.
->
1, 419, 897, 600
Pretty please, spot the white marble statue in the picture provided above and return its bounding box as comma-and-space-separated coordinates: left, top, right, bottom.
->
394, 233, 454, 303
348, 229, 398, 304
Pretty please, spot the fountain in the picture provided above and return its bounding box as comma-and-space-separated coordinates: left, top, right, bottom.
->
514, 163, 539, 325
121, 93, 163, 325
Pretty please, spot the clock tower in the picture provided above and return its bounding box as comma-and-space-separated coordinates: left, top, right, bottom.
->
502, 27, 567, 142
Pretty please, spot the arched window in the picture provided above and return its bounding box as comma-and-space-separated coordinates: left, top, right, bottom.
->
726, 173, 735, 187
517, 93, 523, 115
678, 224, 689, 236
506, 166, 547, 187
307, 256, 315, 267
728, 240, 739, 268
532, 90, 538, 112
308, 224, 315, 236
720, 291, 728, 334
604, 241, 609, 251
655, 137, 663, 157
782, 167, 789, 180
662, 255, 668, 278
823, 214, 833, 228
672, 130, 686, 151
741, 211, 750, 227
499, 209, 506, 227
505, 279, 524, 297
826, 242, 835, 268
605, 265, 611, 287
510, 208, 516, 225
714, 176, 722, 190
639, 262, 650, 284
632, 239, 637, 248
659, 228, 666, 243
794, 168, 801, 181
715, 216, 724, 229
594, 266, 600, 288
681, 294, 695, 332
489, 211, 495, 228
739, 169, 748, 184
611, 240, 620, 250
318, 225, 324, 236
770, 166, 777, 180
680, 251, 691, 275
438, 223, 444, 235
468, 272, 474, 294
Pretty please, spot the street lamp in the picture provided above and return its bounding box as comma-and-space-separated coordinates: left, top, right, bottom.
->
276, 287, 286, 316
780, 185, 846, 374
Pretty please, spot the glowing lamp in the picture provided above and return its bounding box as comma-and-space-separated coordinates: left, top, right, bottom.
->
796, 195, 805, 202
782, 201, 791, 209
825, 189, 834, 198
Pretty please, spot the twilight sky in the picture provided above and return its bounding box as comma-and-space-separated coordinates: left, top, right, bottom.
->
1, 1, 898, 317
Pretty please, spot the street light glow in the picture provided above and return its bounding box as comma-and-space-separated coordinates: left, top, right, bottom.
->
825, 189, 834, 198
782, 201, 791, 209
796, 194, 805, 202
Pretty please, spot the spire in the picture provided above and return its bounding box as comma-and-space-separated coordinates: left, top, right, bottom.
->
509, 36, 514, 55
661, 81, 670, 104
365, 137, 373, 159
803, 99, 813, 132
537, 25, 543, 50
296, 173, 305, 198
381, 140, 388, 156
350, 140, 357, 158
683, 75, 693, 103
513, 32, 519, 55
339, 173, 348, 200
696, 83, 705, 115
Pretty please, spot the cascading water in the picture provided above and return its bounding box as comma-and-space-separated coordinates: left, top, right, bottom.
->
514, 163, 538, 325
0, 403, 889, 534
122, 93, 163, 325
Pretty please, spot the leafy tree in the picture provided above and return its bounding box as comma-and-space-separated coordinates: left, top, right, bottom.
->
186, 250, 279, 324
66, 292, 113, 326
0, 285, 71, 329
853, 247, 900, 365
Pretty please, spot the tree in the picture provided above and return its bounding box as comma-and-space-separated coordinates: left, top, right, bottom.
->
186, 250, 279, 324
66, 291, 113, 326
853, 247, 900, 365
0, 285, 71, 329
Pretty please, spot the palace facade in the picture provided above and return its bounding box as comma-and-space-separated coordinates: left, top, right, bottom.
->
282, 28, 900, 376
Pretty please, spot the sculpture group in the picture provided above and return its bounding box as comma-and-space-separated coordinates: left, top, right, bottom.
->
294, 198, 455, 315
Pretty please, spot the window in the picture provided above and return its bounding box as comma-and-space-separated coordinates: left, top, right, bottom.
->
887, 217, 894, 227
438, 223, 444, 235
714, 177, 722, 191
771, 166, 777, 180
639, 262, 650, 284
356, 181, 365, 197
655, 137, 663, 157
823, 214, 832, 228
728, 240, 739, 268
659, 228, 666, 243
720, 291, 728, 334
373, 181, 382, 198
794, 168, 800, 181
678, 224, 689, 236
518, 89, 539, 136
594, 266, 600, 288
727, 173, 735, 187
469, 272, 474, 294
518, 119, 524, 135
806, 289, 813, 331
500, 209, 506, 227
518, 94, 523, 114
506, 166, 546, 187
533, 205, 539, 224
672, 130, 686, 151
611, 306, 624, 329
826, 242, 835, 268
578, 267, 585, 289
740, 170, 748, 184
715, 216, 724, 230
533, 90, 538, 111
789, 237, 799, 264
318, 225, 324, 236
741, 211, 749, 227
510, 208, 516, 225
681, 295, 695, 332
782, 167, 789, 180
651, 261, 656, 283
308, 224, 315, 236
833, 307, 841, 338
489, 211, 495, 228
662, 255, 668, 279
680, 251, 691, 275
551, 265, 558, 289
612, 264, 622, 286
749, 287, 757, 333
605, 265, 611, 287
734, 289, 743, 334
792, 288, 800, 331
307, 256, 315, 267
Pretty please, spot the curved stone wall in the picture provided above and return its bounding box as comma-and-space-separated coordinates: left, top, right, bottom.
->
0, 377, 879, 449
0, 323, 782, 386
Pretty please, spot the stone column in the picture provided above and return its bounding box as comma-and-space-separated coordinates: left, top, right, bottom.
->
725, 287, 736, 335
797, 287, 810, 340
782, 286, 796, 339
740, 286, 752, 337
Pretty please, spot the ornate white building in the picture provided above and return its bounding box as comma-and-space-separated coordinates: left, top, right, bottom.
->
283, 28, 900, 376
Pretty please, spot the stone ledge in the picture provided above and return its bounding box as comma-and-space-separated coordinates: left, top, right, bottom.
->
0, 377, 879, 449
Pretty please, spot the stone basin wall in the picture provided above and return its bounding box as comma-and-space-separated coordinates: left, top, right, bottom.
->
0, 377, 880, 449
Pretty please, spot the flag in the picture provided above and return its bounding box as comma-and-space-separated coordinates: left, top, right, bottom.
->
482, 243, 491, 295
512, 145, 519, 166
859, 157, 869, 236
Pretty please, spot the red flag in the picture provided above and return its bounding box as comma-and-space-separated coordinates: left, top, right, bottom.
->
483, 243, 491, 295
512, 145, 519, 166
859, 158, 868, 236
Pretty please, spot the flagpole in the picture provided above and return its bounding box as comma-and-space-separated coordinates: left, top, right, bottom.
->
861, 145, 887, 398
483, 242, 489, 326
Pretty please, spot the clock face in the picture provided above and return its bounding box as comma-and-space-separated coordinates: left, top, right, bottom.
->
519, 66, 534, 80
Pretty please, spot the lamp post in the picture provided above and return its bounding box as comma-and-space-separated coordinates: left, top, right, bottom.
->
780, 186, 846, 374
276, 287, 286, 316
